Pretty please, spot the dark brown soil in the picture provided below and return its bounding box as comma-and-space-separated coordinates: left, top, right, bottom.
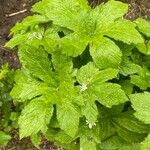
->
3, 130, 60, 150
0, 0, 150, 149
123, 0, 150, 20
0, 0, 37, 69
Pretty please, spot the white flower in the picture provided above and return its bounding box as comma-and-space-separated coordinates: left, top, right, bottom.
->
86, 120, 96, 129
80, 83, 87, 92
28, 32, 43, 40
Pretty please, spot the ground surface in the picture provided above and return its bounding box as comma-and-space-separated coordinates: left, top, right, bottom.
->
0, 0, 37, 69
0, 0, 150, 149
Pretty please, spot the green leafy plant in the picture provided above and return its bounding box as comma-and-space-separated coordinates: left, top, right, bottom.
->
6, 0, 150, 149
0, 65, 15, 147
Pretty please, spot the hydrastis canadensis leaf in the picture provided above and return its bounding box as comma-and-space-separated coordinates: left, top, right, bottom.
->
19, 46, 55, 85
57, 103, 80, 137
135, 18, 150, 37
77, 62, 118, 85
130, 92, 150, 124
90, 37, 122, 69
19, 97, 53, 138
92, 83, 128, 108
11, 70, 41, 102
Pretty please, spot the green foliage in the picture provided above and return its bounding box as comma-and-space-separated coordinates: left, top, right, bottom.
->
130, 92, 150, 124
0, 65, 15, 146
18, 97, 54, 138
141, 134, 150, 150
5, 0, 150, 149
30, 134, 41, 149
0, 131, 11, 146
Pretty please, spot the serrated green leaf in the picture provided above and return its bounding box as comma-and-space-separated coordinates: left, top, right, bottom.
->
92, 83, 128, 107
130, 92, 150, 124
51, 51, 74, 84
131, 75, 150, 90
113, 114, 150, 134
5, 33, 28, 48
77, 62, 99, 85
52, 52, 73, 74
92, 1, 128, 40
81, 93, 98, 125
56, 81, 81, 137
130, 67, 150, 90
119, 59, 141, 76
32, 0, 89, 31
112, 122, 146, 143
57, 103, 80, 137
104, 20, 144, 44
77, 63, 120, 123
94, 0, 128, 27
19, 97, 53, 138
90, 37, 122, 69
11, 69, 57, 104
19, 46, 55, 85
141, 134, 150, 150
60, 33, 88, 57
136, 41, 150, 55
31, 0, 142, 59
77, 62, 118, 85
11, 70, 41, 102
57, 81, 84, 106
43, 33, 59, 54
135, 18, 150, 37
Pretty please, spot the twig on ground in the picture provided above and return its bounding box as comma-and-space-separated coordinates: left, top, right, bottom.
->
5, 9, 27, 17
